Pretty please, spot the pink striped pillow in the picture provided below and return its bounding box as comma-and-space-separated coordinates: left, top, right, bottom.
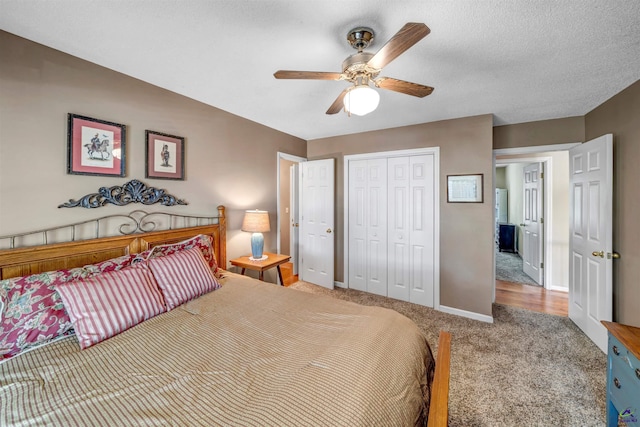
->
148, 247, 220, 310
56, 265, 166, 349
134, 234, 218, 273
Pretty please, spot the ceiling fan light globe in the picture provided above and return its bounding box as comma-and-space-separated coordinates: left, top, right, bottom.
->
344, 85, 380, 116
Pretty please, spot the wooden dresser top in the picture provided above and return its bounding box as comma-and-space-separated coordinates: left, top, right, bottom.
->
602, 321, 640, 359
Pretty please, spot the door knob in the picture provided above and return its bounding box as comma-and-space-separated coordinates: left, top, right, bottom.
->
608, 252, 620, 259
326, 228, 332, 234
592, 251, 604, 258
519, 223, 526, 227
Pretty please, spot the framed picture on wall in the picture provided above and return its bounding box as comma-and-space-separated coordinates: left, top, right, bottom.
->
145, 130, 185, 180
67, 114, 126, 177
447, 174, 484, 203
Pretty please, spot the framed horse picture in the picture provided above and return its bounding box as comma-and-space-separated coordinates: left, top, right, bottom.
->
145, 130, 185, 180
67, 114, 126, 177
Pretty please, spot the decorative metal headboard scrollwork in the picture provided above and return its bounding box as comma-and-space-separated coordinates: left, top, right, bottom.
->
58, 179, 187, 209
0, 209, 223, 250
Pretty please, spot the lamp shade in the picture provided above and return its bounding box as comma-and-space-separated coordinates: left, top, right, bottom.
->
344, 85, 380, 116
241, 210, 270, 233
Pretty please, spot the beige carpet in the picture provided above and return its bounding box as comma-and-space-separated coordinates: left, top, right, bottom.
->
288, 281, 607, 427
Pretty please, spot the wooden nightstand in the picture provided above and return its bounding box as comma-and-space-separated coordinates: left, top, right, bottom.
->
229, 253, 291, 286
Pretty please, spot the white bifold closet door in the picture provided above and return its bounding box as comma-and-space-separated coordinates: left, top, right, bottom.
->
387, 155, 435, 306
348, 158, 387, 296
348, 154, 436, 306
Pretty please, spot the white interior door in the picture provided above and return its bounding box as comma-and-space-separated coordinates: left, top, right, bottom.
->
289, 163, 300, 275
569, 134, 613, 353
300, 159, 335, 289
522, 162, 544, 285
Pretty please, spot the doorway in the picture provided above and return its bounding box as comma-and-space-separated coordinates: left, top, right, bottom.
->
493, 143, 577, 314
276, 153, 336, 288
276, 152, 305, 284
495, 161, 547, 288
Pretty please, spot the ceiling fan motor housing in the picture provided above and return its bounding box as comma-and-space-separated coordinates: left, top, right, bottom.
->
342, 52, 380, 81
347, 27, 374, 51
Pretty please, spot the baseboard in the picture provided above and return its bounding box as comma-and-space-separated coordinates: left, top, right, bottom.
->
335, 281, 346, 288
547, 285, 569, 292
439, 305, 494, 323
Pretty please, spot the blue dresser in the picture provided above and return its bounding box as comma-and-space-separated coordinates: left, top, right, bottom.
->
602, 321, 640, 426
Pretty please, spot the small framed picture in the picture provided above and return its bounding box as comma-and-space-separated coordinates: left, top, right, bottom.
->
67, 114, 126, 177
145, 130, 185, 180
447, 174, 484, 203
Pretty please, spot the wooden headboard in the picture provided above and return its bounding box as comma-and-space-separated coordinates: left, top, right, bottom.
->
0, 206, 227, 280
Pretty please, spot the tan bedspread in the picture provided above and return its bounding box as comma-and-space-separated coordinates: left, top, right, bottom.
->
0, 273, 434, 426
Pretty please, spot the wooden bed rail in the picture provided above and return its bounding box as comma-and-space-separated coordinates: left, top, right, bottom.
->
427, 330, 451, 427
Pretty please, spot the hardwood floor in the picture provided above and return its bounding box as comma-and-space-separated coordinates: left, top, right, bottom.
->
495, 280, 568, 316
280, 262, 298, 286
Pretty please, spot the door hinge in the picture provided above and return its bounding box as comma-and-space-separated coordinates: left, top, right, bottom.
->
540, 262, 544, 268
540, 217, 544, 224
540, 172, 544, 179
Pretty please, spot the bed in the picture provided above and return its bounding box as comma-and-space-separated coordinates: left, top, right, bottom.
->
0, 206, 450, 426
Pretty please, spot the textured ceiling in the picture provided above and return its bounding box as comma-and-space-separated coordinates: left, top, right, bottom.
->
1, 0, 639, 140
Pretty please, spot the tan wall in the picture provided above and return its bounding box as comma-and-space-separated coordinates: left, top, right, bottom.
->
494, 116, 584, 149
548, 151, 570, 289
0, 31, 306, 282
585, 79, 640, 327
495, 167, 506, 189
308, 114, 495, 317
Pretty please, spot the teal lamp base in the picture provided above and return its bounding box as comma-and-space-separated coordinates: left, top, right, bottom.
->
250, 232, 268, 261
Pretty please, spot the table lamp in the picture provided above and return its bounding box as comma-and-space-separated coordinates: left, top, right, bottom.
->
241, 210, 270, 260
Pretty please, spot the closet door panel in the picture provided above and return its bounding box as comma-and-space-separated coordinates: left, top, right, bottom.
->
348, 160, 368, 291
366, 159, 388, 296
409, 155, 435, 306
387, 157, 410, 302
411, 244, 426, 292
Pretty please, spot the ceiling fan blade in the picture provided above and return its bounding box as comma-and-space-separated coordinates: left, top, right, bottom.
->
375, 77, 434, 97
274, 70, 342, 80
326, 89, 349, 115
367, 23, 430, 70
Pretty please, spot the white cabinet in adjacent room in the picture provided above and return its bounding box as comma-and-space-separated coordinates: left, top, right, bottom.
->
495, 188, 508, 247
495, 188, 508, 223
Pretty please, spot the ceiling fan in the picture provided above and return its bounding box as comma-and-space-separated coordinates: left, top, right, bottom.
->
274, 22, 434, 116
